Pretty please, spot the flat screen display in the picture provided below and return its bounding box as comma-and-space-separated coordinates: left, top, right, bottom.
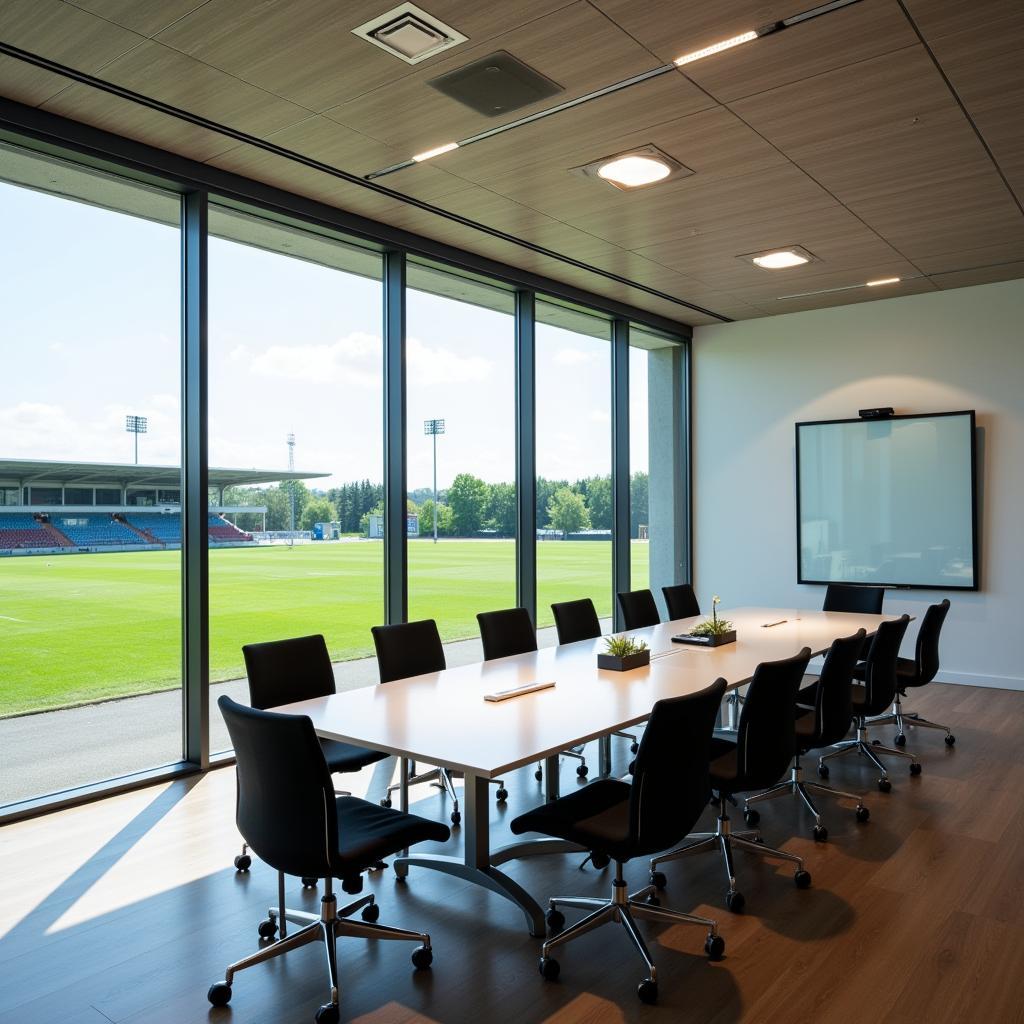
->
796, 411, 977, 590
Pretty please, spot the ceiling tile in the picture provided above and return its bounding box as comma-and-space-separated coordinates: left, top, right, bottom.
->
323, 2, 661, 155
67, 0, 210, 38
930, 260, 1024, 290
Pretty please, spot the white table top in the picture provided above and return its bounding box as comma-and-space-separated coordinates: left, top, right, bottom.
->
278, 607, 894, 779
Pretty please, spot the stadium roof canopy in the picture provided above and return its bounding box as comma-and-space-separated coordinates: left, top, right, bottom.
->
0, 458, 329, 488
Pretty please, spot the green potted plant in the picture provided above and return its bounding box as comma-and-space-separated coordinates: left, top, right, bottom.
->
674, 596, 737, 647
598, 634, 651, 671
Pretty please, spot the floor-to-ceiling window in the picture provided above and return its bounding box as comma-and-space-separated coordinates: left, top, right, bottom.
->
207, 206, 384, 752
535, 300, 613, 628
405, 262, 516, 659
0, 144, 182, 806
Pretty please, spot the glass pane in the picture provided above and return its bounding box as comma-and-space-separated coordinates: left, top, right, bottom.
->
0, 144, 182, 808
630, 326, 686, 615
207, 206, 384, 752
406, 263, 516, 661
535, 300, 612, 630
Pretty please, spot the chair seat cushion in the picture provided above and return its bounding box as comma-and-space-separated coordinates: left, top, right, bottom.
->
321, 739, 388, 774
708, 736, 740, 789
332, 797, 450, 875
796, 674, 819, 707
509, 779, 635, 860
851, 683, 867, 710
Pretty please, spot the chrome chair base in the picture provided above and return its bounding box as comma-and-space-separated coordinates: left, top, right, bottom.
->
209, 878, 431, 1018
384, 760, 507, 820
539, 864, 723, 995
819, 719, 921, 785
649, 799, 808, 911
745, 761, 868, 839
867, 695, 954, 744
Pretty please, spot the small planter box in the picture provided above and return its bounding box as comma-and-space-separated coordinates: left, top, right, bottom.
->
598, 649, 651, 672
671, 630, 737, 648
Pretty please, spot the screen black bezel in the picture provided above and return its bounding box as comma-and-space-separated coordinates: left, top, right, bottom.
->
794, 409, 979, 591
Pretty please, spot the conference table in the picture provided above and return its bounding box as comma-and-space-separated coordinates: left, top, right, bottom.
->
279, 606, 893, 936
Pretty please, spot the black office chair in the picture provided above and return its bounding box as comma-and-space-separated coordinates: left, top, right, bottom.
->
477, 607, 537, 660
650, 649, 814, 913
617, 589, 661, 630
234, 634, 389, 882
372, 619, 507, 821
866, 599, 954, 746
818, 615, 918, 790
662, 583, 700, 620
511, 679, 728, 1004
744, 630, 870, 841
823, 583, 885, 615
551, 597, 602, 645
209, 697, 449, 1024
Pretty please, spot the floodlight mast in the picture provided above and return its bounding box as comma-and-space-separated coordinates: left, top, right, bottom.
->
125, 415, 148, 465
287, 433, 296, 548
424, 419, 446, 544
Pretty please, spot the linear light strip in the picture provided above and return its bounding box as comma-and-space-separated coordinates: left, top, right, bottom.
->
776, 275, 913, 299
364, 0, 865, 180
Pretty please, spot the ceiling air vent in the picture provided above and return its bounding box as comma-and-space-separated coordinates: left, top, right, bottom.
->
352, 4, 467, 65
429, 51, 562, 116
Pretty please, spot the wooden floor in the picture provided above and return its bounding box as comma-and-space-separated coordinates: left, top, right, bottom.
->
2, 683, 1023, 1024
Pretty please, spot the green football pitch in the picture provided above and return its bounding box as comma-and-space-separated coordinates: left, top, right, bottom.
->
0, 540, 649, 716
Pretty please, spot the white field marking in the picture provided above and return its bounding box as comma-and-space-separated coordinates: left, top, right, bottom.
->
0, 615, 26, 622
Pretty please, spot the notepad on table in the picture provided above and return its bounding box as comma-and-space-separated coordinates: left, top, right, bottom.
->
484, 680, 556, 702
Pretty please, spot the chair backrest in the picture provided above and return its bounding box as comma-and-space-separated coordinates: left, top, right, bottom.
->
735, 648, 813, 786
219, 696, 336, 879
628, 678, 726, 855
823, 583, 885, 615
477, 607, 537, 661
242, 634, 335, 710
662, 583, 700, 620
912, 599, 950, 685
811, 629, 868, 747
617, 589, 660, 630
371, 619, 446, 684
551, 598, 602, 645
860, 615, 912, 714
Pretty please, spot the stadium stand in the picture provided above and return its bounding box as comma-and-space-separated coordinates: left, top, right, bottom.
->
208, 513, 253, 543
0, 513, 59, 550
125, 513, 181, 545
53, 515, 142, 547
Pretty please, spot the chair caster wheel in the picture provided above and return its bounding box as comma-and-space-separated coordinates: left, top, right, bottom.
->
909, 762, 922, 776
411, 945, 433, 970
812, 825, 828, 843
878, 777, 892, 793
945, 734, 956, 746
637, 978, 658, 1004
818, 764, 830, 779
856, 804, 870, 823
545, 908, 565, 933
371, 860, 387, 872
630, 741, 639, 753
361, 902, 380, 923
650, 870, 667, 890
233, 854, 251, 872
726, 891, 745, 914
645, 893, 661, 906
450, 810, 461, 826
744, 808, 760, 827
705, 933, 725, 960
576, 765, 589, 778
315, 1003, 340, 1024
794, 869, 812, 889
539, 955, 560, 981
301, 877, 318, 889
207, 982, 231, 1007
257, 917, 278, 940
591, 852, 610, 870
380, 797, 392, 808
871, 739, 881, 746
534, 768, 543, 781
496, 788, 508, 802
894, 733, 907, 747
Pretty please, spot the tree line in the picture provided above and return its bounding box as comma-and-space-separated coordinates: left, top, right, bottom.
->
217, 473, 649, 538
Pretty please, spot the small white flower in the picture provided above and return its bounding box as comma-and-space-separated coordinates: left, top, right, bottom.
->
712, 595, 721, 605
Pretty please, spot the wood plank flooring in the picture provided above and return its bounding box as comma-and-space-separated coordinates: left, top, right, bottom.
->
1, 683, 1023, 1024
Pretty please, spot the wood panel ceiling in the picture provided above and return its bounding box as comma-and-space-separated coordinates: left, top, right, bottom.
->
1, 0, 1022, 326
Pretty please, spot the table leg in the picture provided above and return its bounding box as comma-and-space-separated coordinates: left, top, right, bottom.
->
544, 755, 559, 803
393, 771, 546, 937
599, 735, 612, 777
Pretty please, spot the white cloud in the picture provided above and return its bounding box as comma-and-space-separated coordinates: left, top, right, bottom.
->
406, 336, 493, 386
240, 331, 383, 389
552, 348, 595, 367
590, 409, 611, 424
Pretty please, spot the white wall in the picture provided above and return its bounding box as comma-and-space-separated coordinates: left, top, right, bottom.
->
693, 279, 1024, 690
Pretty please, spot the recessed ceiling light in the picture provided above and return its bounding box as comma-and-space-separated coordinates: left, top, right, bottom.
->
674, 30, 758, 66
597, 155, 672, 188
741, 245, 817, 270
866, 276, 901, 286
412, 141, 459, 162
752, 250, 809, 269
574, 145, 693, 192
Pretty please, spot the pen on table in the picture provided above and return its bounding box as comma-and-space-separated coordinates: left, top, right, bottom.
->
761, 619, 787, 628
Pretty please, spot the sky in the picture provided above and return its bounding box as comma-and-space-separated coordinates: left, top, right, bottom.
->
0, 178, 650, 493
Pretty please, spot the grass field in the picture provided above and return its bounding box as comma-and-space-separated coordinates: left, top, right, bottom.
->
0, 540, 649, 716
